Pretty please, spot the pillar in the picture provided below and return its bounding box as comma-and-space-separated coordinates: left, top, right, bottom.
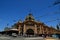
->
18, 25, 21, 35
34, 24, 37, 36
23, 24, 26, 36
40, 25, 42, 34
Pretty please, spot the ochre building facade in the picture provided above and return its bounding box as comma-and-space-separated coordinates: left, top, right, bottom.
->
10, 13, 60, 36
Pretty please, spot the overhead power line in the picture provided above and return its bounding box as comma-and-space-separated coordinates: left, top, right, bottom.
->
45, 18, 60, 23
35, 11, 60, 18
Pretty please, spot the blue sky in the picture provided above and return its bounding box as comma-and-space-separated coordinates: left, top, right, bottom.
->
0, 0, 60, 31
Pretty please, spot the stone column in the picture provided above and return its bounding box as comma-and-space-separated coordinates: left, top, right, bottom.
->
40, 25, 42, 34
41, 26, 43, 34
43, 27, 44, 34
46, 28, 48, 34
34, 24, 37, 36
18, 25, 21, 35
23, 24, 26, 36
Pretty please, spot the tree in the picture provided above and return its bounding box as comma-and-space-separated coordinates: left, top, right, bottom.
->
56, 24, 59, 30
11, 24, 18, 29
53, 0, 60, 5
4, 27, 10, 31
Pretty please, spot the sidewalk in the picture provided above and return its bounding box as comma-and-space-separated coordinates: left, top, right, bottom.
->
45, 37, 60, 40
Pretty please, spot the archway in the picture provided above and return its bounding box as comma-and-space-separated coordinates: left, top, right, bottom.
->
26, 29, 34, 35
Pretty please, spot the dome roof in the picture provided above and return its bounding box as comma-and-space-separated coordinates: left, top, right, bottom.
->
25, 13, 35, 21
18, 19, 22, 23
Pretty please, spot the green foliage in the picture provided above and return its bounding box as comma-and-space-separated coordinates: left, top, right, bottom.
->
56, 24, 59, 30
4, 27, 10, 31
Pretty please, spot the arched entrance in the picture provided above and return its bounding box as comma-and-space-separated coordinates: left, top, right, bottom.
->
26, 29, 34, 35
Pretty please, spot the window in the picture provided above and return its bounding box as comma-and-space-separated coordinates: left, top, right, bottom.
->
37, 28, 40, 31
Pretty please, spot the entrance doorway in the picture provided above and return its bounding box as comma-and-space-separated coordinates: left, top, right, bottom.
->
26, 29, 34, 35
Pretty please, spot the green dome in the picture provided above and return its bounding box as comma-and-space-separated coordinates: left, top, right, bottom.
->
18, 19, 22, 23
25, 13, 35, 21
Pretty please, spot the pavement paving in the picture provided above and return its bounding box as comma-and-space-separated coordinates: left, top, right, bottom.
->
0, 36, 60, 40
